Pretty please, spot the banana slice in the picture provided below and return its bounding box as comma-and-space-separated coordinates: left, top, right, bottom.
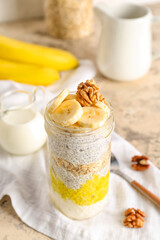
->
67, 122, 81, 129
51, 99, 83, 126
64, 94, 77, 101
78, 107, 108, 128
49, 89, 69, 112
94, 101, 111, 117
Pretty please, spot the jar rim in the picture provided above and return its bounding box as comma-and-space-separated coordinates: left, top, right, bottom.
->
44, 93, 115, 136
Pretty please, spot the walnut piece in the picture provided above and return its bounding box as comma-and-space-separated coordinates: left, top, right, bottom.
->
124, 208, 136, 216
131, 155, 150, 171
132, 155, 148, 162
76, 79, 106, 107
136, 208, 146, 218
123, 208, 146, 228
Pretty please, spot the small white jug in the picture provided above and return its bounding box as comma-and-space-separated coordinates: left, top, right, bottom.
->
0, 88, 47, 155
95, 3, 160, 81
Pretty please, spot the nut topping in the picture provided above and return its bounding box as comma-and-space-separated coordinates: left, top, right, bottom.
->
123, 208, 146, 228
131, 155, 150, 171
76, 79, 107, 107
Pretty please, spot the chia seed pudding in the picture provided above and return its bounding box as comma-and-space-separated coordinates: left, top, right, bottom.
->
44, 80, 115, 220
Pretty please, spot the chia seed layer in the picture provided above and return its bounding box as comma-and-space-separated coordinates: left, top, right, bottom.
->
50, 149, 110, 190
47, 122, 111, 190
48, 132, 111, 165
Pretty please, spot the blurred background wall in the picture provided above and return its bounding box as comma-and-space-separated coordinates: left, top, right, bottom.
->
0, 0, 159, 22
94, 0, 159, 3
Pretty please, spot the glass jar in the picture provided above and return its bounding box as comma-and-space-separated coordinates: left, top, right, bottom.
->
45, 99, 114, 220
45, 0, 93, 39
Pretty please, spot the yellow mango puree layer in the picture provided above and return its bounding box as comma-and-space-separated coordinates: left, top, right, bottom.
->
50, 167, 110, 206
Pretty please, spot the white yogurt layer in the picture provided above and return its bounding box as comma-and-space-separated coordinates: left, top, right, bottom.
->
50, 188, 108, 220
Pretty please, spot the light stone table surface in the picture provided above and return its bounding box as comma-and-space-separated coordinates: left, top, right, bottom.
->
0, 3, 160, 240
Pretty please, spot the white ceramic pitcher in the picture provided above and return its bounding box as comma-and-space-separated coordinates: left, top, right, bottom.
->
0, 88, 47, 155
95, 3, 160, 81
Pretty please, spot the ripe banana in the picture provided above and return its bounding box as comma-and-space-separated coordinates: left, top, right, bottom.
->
64, 94, 77, 101
94, 101, 111, 117
49, 89, 70, 112
78, 107, 108, 128
51, 99, 83, 126
0, 59, 59, 86
0, 35, 78, 70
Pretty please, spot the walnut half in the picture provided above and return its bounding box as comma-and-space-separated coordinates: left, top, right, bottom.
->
123, 208, 146, 228
76, 79, 106, 107
131, 155, 150, 171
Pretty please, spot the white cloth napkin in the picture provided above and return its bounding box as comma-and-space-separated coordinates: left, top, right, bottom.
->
0, 62, 160, 240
